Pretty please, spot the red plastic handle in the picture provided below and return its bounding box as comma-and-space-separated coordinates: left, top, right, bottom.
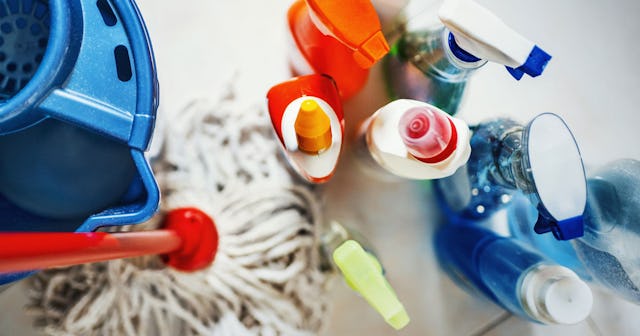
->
0, 208, 219, 273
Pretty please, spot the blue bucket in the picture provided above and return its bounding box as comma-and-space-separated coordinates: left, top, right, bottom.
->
0, 0, 159, 285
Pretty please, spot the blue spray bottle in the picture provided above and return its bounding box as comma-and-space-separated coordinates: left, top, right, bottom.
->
510, 159, 640, 304
384, 0, 552, 114
435, 223, 593, 325
434, 113, 587, 241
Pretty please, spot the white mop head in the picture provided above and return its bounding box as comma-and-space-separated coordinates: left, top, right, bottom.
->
26, 87, 330, 335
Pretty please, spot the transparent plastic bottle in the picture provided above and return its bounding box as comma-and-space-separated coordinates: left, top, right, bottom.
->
507, 159, 640, 304
574, 159, 640, 303
435, 224, 593, 324
507, 193, 591, 280
385, 26, 483, 114
434, 113, 587, 241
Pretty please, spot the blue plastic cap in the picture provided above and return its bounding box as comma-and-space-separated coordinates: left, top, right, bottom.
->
533, 209, 584, 241
448, 32, 481, 63
505, 45, 552, 80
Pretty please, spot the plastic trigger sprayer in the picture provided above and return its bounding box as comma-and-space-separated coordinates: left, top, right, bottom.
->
385, 0, 552, 114
320, 221, 410, 330
287, 0, 390, 99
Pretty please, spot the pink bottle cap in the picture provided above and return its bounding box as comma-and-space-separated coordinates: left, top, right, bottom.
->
398, 106, 457, 164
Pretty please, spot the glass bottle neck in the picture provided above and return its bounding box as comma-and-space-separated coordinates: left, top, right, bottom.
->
395, 27, 485, 82
491, 126, 536, 194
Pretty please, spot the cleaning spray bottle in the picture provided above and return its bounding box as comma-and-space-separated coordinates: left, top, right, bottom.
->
287, 0, 390, 99
435, 223, 593, 325
509, 159, 640, 304
320, 221, 410, 330
434, 113, 586, 241
354, 99, 470, 180
267, 74, 344, 183
384, 0, 552, 114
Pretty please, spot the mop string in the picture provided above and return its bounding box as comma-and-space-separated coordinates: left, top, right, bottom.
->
27, 92, 329, 335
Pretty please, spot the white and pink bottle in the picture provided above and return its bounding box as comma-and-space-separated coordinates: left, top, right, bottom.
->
355, 99, 470, 180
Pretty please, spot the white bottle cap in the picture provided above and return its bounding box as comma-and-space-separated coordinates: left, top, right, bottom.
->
365, 99, 471, 180
438, 0, 551, 79
520, 264, 593, 325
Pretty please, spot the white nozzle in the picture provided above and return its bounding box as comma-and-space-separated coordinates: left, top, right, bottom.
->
438, 0, 551, 79
520, 264, 593, 325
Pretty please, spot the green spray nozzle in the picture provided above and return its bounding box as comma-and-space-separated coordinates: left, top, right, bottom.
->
332, 240, 410, 330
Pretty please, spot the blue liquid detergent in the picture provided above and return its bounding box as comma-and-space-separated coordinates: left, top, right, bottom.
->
383, 0, 551, 116
435, 114, 586, 241
435, 119, 521, 220
507, 193, 591, 279
436, 223, 592, 324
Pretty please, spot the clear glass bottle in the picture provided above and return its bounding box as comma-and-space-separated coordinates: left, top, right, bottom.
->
384, 26, 484, 114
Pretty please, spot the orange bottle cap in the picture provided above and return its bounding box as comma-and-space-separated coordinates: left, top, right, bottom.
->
295, 99, 332, 154
306, 0, 389, 68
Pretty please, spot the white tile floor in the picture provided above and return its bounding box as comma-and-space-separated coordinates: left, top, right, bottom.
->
1, 0, 640, 335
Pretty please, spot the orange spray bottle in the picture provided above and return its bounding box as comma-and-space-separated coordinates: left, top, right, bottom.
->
287, 0, 390, 99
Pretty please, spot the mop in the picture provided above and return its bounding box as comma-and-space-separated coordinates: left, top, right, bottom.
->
25, 86, 330, 335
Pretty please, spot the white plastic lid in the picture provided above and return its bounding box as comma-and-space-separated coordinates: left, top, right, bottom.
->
542, 277, 593, 324
520, 264, 593, 325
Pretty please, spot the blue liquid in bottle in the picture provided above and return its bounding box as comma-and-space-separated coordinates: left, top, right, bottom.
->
435, 119, 522, 220
435, 113, 586, 241
436, 224, 593, 324
507, 194, 591, 280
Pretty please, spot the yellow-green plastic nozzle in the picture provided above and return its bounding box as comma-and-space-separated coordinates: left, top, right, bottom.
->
332, 240, 410, 330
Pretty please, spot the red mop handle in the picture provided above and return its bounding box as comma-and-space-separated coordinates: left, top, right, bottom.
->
0, 231, 181, 273
0, 207, 219, 273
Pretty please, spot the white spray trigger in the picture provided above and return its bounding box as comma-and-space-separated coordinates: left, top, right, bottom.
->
438, 0, 551, 80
